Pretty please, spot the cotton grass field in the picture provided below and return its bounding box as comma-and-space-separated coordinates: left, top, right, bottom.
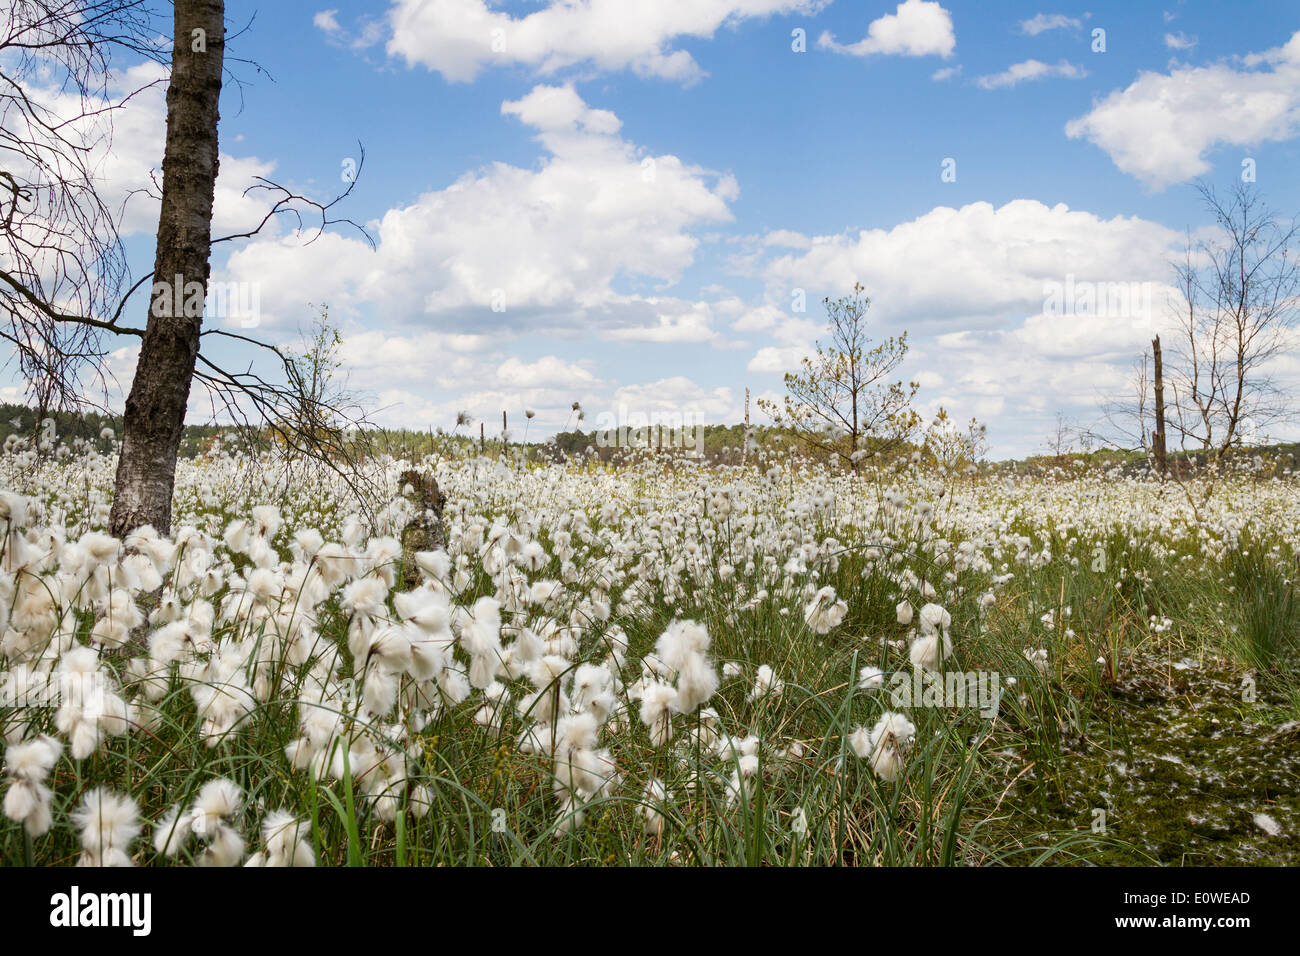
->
1, 432, 1298, 867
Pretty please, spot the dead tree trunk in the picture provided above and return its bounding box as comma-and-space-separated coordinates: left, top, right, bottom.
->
110, 0, 225, 537
1152, 335, 1168, 478
398, 469, 447, 589
743, 386, 750, 467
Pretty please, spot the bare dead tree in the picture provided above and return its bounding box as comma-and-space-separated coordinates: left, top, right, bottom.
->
1151, 334, 1167, 477
1093, 349, 1150, 456
0, 2, 378, 533
1094, 184, 1298, 489
1042, 410, 1076, 462
1162, 182, 1299, 470
0, 1, 164, 409
1088, 184, 1299, 515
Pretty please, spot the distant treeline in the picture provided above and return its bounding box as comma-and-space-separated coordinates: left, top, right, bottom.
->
0, 404, 228, 458
3, 402, 1295, 472
0, 406, 780, 465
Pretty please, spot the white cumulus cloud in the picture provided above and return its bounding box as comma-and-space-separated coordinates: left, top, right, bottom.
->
313, 9, 341, 33
220, 84, 739, 332
758, 198, 1181, 334
817, 0, 955, 58
977, 58, 1086, 90
1066, 31, 1300, 190
383, 0, 829, 84
1019, 13, 1082, 36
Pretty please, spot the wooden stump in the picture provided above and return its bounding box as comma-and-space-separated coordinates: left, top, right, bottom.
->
398, 469, 447, 588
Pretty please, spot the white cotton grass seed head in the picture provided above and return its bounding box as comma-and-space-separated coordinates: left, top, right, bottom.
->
749, 664, 783, 701
909, 631, 952, 672
804, 585, 848, 635
918, 603, 951, 636
73, 788, 141, 866
247, 810, 316, 867
641, 778, 668, 837
858, 666, 885, 691
672, 653, 719, 714
292, 527, 325, 561
192, 777, 242, 827
639, 681, 679, 747
153, 803, 192, 857
896, 600, 914, 626
2, 734, 62, 836
862, 712, 916, 783
414, 550, 452, 579
367, 625, 413, 673
198, 822, 246, 867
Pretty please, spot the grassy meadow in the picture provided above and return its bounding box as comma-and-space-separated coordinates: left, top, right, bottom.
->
1, 435, 1297, 867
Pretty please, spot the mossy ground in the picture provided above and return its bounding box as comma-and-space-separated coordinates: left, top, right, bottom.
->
1006, 652, 1300, 865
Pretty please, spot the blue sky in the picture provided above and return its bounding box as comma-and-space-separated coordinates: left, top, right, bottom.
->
38, 0, 1300, 456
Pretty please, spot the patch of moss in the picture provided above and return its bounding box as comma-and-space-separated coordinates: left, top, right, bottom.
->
1009, 653, 1300, 865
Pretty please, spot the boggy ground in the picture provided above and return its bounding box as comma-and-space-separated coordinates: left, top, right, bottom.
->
1004, 651, 1299, 865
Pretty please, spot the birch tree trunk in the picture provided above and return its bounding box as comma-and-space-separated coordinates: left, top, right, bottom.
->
110, 0, 224, 537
